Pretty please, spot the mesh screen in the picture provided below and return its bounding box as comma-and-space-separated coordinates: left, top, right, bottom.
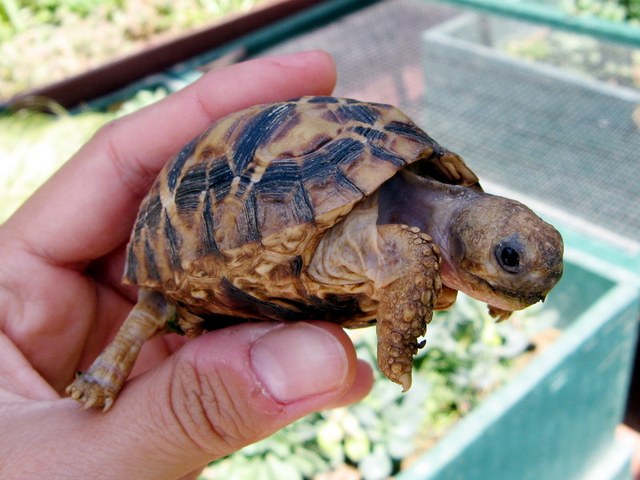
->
259, 0, 640, 246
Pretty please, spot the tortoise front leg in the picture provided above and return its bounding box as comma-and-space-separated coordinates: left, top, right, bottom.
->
375, 225, 441, 391
66, 289, 175, 411
307, 198, 442, 391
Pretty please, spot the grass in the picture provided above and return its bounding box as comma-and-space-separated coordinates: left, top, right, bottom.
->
0, 0, 267, 99
0, 109, 112, 222
0, 88, 168, 223
0, 0, 268, 220
1, 0, 267, 220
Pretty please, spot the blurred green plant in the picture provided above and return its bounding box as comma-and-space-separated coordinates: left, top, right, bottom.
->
0, 0, 264, 98
503, 26, 640, 89
0, 108, 109, 222
563, 0, 640, 24
200, 296, 559, 480
0, 87, 168, 223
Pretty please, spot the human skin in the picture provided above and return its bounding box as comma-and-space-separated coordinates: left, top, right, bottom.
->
0, 50, 373, 479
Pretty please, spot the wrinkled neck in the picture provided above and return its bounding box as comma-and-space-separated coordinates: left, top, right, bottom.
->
378, 170, 480, 236
377, 170, 481, 284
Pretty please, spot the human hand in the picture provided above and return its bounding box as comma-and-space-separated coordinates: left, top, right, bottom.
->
0, 51, 373, 479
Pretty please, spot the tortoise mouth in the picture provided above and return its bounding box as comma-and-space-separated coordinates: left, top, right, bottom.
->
439, 253, 546, 311
463, 270, 548, 311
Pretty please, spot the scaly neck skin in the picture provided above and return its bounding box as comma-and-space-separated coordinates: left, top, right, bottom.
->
377, 170, 480, 289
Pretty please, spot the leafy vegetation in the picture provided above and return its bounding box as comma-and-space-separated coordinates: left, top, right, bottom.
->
0, 88, 168, 223
0, 0, 266, 98
2, 0, 640, 99
503, 27, 640, 88
564, 0, 640, 24
0, 108, 108, 221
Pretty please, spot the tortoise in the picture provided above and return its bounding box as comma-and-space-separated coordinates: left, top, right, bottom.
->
67, 96, 564, 411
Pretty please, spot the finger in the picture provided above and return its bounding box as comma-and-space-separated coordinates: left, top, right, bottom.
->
7, 50, 337, 267
0, 331, 59, 400
65, 322, 368, 479
326, 359, 374, 409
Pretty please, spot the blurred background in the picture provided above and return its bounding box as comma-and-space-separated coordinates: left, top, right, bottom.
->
1, 1, 639, 479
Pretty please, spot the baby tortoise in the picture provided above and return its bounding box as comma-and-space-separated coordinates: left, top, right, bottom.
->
67, 96, 563, 411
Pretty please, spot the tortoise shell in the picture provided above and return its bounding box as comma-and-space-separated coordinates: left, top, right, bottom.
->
123, 96, 479, 326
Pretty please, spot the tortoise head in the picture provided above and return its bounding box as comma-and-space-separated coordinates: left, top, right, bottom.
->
442, 194, 564, 312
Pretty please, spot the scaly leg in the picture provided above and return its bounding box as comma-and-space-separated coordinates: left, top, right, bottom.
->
66, 289, 175, 411
308, 196, 443, 392
375, 225, 441, 391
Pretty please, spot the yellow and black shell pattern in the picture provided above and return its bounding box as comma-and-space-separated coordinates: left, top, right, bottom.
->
123, 96, 478, 320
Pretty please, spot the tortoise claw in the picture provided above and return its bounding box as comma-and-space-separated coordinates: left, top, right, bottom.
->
399, 373, 412, 392
488, 305, 513, 322
103, 397, 114, 413
82, 395, 98, 411
66, 374, 116, 411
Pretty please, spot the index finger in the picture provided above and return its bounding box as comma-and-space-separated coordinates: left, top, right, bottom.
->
6, 51, 337, 267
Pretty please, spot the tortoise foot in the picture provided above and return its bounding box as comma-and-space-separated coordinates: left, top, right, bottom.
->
66, 289, 175, 411
66, 373, 117, 412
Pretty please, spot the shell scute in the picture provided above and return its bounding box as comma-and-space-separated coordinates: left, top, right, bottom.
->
334, 103, 380, 125
212, 195, 261, 250
200, 192, 220, 256
254, 173, 314, 239
143, 234, 161, 282
207, 157, 234, 202
174, 161, 207, 216
306, 96, 340, 104
303, 169, 363, 224
142, 189, 164, 232
167, 137, 198, 192
231, 102, 297, 174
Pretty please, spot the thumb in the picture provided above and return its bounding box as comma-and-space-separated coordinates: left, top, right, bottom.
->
67, 322, 371, 479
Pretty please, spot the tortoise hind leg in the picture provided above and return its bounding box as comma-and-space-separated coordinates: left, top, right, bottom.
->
375, 225, 441, 391
66, 289, 175, 411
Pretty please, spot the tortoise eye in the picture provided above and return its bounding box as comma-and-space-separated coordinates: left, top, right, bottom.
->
495, 244, 521, 273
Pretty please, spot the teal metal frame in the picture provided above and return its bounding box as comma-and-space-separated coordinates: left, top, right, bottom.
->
436, 0, 640, 46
